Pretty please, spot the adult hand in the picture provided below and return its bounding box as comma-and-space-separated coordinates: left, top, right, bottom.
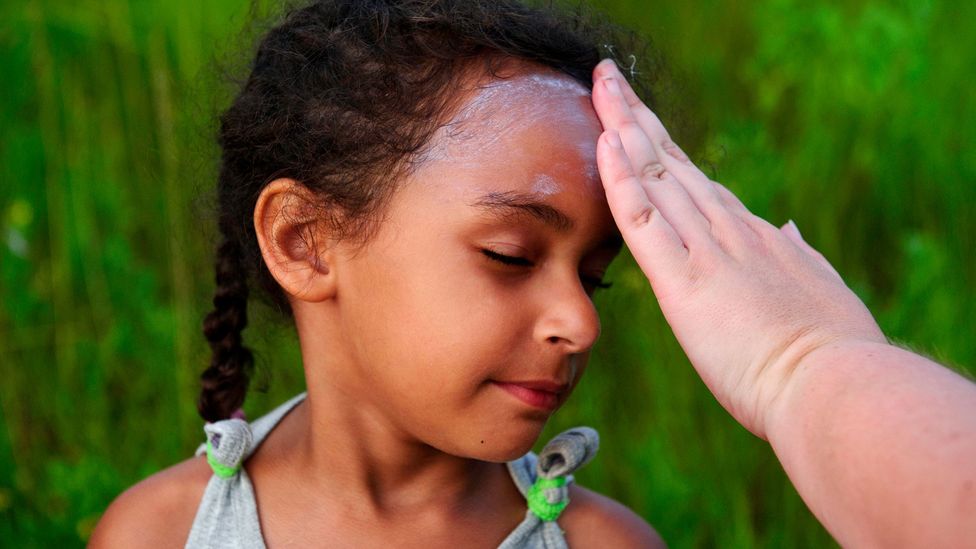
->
589, 59, 886, 439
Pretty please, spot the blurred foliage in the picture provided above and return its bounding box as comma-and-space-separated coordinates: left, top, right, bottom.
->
0, 0, 973, 546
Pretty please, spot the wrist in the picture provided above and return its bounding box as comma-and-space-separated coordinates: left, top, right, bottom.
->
761, 337, 892, 442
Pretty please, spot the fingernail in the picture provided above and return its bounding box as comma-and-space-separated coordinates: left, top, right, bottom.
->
606, 130, 623, 149
662, 141, 688, 162
602, 75, 622, 96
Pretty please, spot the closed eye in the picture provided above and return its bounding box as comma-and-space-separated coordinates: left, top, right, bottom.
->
481, 249, 533, 267
481, 249, 613, 292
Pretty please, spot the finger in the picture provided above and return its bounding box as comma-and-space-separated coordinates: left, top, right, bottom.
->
594, 59, 671, 143
653, 140, 748, 234
713, 181, 751, 219
593, 62, 735, 234
590, 65, 664, 171
713, 182, 773, 239
609, 75, 727, 217
779, 221, 842, 279
594, 76, 718, 252
597, 130, 687, 277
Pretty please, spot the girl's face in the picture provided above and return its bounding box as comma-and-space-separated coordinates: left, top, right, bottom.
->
328, 66, 621, 461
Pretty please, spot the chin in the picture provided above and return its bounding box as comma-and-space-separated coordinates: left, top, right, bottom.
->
458, 417, 550, 463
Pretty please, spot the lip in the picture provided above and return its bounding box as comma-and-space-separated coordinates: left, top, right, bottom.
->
492, 380, 569, 411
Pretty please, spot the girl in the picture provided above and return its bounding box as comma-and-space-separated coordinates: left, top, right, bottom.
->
92, 0, 664, 547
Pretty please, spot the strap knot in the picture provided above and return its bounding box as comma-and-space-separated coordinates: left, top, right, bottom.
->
526, 476, 569, 521
537, 426, 599, 479
204, 418, 252, 479
525, 426, 600, 522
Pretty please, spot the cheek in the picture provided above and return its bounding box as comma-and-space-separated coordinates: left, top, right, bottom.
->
407, 258, 524, 372
345, 240, 520, 394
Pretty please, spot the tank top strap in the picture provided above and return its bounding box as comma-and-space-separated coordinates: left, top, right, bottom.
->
186, 393, 308, 549
244, 392, 308, 458
499, 426, 600, 549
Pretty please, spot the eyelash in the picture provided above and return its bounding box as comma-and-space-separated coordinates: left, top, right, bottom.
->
480, 249, 613, 291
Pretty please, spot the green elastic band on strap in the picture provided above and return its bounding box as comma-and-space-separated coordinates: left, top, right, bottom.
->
206, 439, 241, 479
527, 476, 568, 522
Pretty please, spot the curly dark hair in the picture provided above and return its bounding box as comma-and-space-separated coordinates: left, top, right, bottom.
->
199, 0, 656, 422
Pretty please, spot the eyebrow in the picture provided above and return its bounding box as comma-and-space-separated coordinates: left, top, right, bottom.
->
470, 191, 575, 232
470, 190, 624, 250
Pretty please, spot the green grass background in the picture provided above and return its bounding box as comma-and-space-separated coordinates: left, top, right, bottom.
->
1, 0, 973, 546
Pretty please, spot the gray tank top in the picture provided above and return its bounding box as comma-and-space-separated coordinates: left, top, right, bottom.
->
185, 393, 599, 548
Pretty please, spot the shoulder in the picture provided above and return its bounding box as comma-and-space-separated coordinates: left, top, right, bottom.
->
88, 455, 213, 548
559, 484, 667, 549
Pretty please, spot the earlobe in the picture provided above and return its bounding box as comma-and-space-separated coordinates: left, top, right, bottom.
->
253, 178, 337, 302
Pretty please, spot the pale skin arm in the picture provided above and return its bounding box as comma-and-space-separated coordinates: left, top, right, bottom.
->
590, 58, 976, 548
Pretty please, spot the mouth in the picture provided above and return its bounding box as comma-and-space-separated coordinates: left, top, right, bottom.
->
491, 379, 569, 412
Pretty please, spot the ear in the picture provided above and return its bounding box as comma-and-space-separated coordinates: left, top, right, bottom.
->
253, 178, 337, 303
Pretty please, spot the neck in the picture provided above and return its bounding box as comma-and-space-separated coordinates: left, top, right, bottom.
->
287, 382, 508, 516
272, 302, 526, 521
326, 391, 502, 510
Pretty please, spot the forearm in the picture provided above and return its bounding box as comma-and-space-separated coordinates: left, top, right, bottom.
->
766, 340, 976, 548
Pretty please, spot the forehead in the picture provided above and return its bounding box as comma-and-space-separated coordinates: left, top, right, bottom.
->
449, 69, 595, 136
419, 65, 605, 201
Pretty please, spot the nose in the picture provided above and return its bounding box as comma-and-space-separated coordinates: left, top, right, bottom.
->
533, 272, 602, 354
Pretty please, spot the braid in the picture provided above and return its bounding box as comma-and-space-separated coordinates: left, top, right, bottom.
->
198, 236, 254, 422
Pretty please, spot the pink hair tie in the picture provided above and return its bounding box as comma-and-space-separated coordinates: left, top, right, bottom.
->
230, 408, 247, 421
